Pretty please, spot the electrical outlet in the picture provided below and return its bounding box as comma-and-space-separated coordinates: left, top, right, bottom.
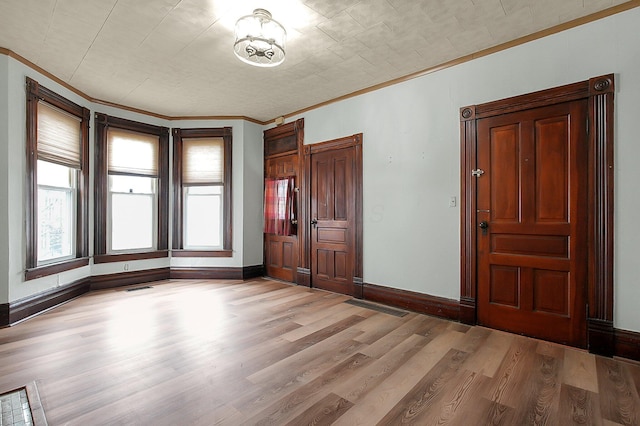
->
124, 263, 129, 271
449, 196, 457, 207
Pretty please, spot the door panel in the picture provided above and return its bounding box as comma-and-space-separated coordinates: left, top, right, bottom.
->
477, 100, 588, 347
489, 266, 519, 307
536, 117, 569, 222
533, 269, 568, 315
490, 124, 520, 222
311, 148, 356, 296
268, 240, 281, 267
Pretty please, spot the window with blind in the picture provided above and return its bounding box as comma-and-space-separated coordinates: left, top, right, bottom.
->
172, 128, 232, 255
94, 114, 169, 261
25, 77, 90, 278
108, 128, 159, 252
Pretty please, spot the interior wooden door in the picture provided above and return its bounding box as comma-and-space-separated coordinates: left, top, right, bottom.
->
264, 154, 298, 282
310, 147, 356, 296
476, 100, 588, 347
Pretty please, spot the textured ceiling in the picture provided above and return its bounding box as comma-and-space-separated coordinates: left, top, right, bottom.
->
0, 0, 633, 122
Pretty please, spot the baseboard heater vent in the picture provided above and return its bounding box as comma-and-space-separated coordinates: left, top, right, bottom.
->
345, 299, 408, 317
125, 286, 153, 292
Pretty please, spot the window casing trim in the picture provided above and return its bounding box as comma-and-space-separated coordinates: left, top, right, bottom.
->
25, 77, 90, 279
172, 127, 232, 255
94, 113, 169, 262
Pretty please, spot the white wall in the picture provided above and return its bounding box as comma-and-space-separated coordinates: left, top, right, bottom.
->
0, 54, 9, 304
291, 7, 640, 333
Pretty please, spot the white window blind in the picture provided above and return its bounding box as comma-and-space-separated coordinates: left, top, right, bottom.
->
37, 101, 82, 168
182, 137, 224, 184
107, 128, 159, 176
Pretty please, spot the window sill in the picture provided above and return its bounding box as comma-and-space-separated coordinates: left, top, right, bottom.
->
171, 249, 233, 258
25, 257, 90, 281
93, 250, 169, 264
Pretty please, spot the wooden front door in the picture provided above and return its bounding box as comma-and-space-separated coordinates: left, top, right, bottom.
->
476, 100, 588, 347
310, 147, 357, 296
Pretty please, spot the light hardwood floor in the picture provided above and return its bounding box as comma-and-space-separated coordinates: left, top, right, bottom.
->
1, 278, 639, 425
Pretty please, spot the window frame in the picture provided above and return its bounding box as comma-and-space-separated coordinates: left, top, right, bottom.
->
172, 127, 232, 257
25, 77, 90, 280
94, 113, 169, 263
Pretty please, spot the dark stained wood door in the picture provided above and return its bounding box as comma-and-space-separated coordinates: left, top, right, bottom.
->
264, 154, 298, 282
476, 100, 588, 347
311, 147, 356, 296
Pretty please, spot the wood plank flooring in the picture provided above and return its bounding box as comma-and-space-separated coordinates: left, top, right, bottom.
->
1, 278, 639, 425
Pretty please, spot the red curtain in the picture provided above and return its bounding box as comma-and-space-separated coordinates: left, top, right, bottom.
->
264, 176, 296, 235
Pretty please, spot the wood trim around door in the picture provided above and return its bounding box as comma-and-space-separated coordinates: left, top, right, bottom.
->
460, 74, 615, 355
263, 119, 304, 285
303, 134, 364, 297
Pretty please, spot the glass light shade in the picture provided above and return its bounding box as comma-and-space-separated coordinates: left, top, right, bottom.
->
234, 9, 286, 67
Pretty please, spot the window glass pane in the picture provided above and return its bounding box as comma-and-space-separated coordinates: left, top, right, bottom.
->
109, 175, 155, 194
38, 160, 74, 188
37, 186, 74, 262
184, 186, 222, 248
111, 193, 155, 251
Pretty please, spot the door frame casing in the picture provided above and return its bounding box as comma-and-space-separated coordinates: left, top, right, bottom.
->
460, 74, 615, 354
301, 134, 364, 297
263, 118, 305, 284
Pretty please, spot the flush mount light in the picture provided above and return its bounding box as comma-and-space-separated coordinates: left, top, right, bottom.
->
234, 8, 286, 67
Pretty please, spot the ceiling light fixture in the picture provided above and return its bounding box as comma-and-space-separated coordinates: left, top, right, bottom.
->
234, 9, 286, 67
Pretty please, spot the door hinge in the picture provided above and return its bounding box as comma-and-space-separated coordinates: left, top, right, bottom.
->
472, 169, 485, 177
